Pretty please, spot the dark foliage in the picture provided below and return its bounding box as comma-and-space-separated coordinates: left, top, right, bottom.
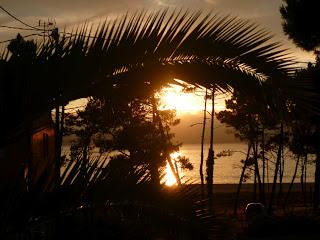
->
280, 0, 320, 51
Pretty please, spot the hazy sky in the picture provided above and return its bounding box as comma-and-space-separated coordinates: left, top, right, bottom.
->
0, 0, 314, 62
0, 0, 315, 143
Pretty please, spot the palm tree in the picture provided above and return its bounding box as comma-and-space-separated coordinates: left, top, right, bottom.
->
2, 9, 297, 108
2, 9, 316, 238
2, 9, 303, 193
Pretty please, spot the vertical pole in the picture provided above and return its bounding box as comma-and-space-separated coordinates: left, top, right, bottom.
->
200, 88, 207, 197
206, 86, 215, 206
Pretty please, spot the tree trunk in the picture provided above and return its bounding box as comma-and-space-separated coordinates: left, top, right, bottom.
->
206, 149, 214, 204
304, 155, 307, 205
158, 124, 181, 186
206, 87, 215, 205
301, 154, 307, 206
60, 105, 65, 149
267, 151, 270, 193
301, 159, 304, 194
151, 99, 162, 188
254, 140, 264, 202
279, 144, 284, 198
233, 143, 252, 215
313, 149, 320, 212
150, 159, 160, 187
284, 155, 300, 208
254, 166, 257, 202
262, 126, 266, 198
279, 152, 282, 196
200, 89, 207, 197
152, 97, 181, 186
81, 138, 90, 185
268, 123, 283, 213
55, 105, 65, 187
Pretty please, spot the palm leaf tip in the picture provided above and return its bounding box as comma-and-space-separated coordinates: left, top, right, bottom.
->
2, 8, 302, 114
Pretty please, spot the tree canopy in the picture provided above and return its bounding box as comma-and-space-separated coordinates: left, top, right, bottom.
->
280, 0, 320, 52
1, 9, 303, 134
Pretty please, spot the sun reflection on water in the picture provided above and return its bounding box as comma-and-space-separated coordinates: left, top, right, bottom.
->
164, 152, 181, 186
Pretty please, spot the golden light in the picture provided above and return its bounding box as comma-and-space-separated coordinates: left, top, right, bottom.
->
158, 82, 227, 114
164, 162, 177, 186
64, 98, 88, 113
65, 81, 228, 115
159, 86, 203, 114
170, 152, 180, 159
164, 152, 181, 186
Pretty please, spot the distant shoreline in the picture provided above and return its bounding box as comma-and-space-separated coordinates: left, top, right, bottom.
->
184, 183, 314, 193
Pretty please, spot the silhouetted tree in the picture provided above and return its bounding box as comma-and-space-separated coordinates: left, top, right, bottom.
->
1, 11, 300, 194
280, 0, 320, 52
283, 120, 309, 207
200, 89, 208, 197
1, 10, 298, 120
64, 95, 190, 188
280, 1, 320, 211
291, 63, 320, 211
216, 88, 279, 212
0, 9, 312, 237
268, 123, 284, 213
206, 87, 215, 206
216, 92, 261, 211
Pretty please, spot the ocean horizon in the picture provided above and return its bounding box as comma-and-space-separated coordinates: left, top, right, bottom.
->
62, 142, 315, 184
178, 143, 315, 184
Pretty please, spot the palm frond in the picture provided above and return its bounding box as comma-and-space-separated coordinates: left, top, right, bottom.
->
53, 10, 295, 106
2, 9, 309, 119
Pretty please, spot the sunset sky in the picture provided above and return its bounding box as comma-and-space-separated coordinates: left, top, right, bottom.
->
0, 0, 315, 63
0, 0, 315, 143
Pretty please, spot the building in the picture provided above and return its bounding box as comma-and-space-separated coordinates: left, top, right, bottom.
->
1, 112, 56, 192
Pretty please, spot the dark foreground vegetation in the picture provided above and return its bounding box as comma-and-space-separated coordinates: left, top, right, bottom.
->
1, 1, 320, 239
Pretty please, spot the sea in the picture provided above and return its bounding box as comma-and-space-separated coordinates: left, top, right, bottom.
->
62, 143, 315, 184
177, 143, 315, 184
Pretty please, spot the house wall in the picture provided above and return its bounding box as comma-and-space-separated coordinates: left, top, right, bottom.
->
1, 113, 56, 192
31, 127, 56, 191
1, 134, 28, 192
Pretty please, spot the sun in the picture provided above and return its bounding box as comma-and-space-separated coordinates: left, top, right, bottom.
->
158, 84, 203, 114
65, 81, 227, 115
159, 87, 204, 114
158, 81, 227, 115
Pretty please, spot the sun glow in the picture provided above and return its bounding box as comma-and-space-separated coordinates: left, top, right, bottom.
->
164, 152, 181, 186
65, 81, 227, 115
160, 87, 203, 114
158, 81, 227, 114
165, 162, 177, 186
